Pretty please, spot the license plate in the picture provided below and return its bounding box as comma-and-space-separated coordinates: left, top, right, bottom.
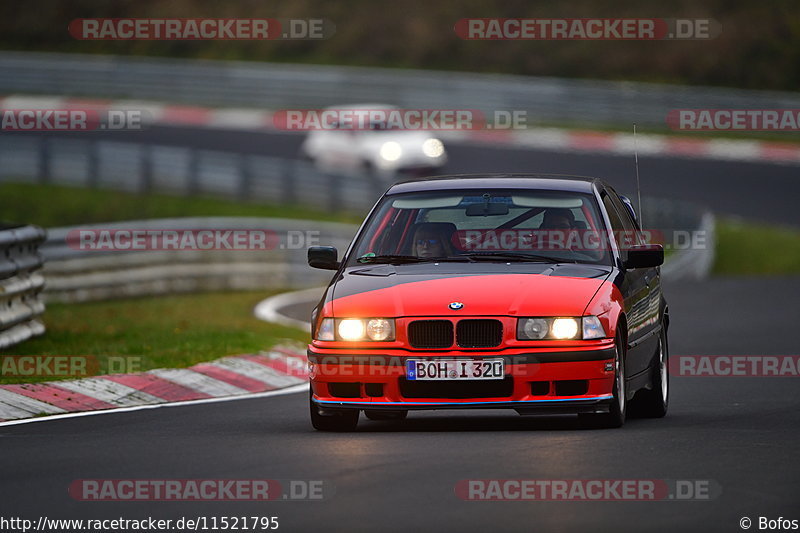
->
406, 359, 505, 380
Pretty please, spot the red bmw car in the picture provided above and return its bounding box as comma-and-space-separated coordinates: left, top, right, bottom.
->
307, 174, 669, 430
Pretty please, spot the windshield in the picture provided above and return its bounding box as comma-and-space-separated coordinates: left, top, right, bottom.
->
347, 189, 613, 266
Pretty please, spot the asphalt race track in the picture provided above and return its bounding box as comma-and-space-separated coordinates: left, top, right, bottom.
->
1, 280, 799, 531
2, 128, 799, 532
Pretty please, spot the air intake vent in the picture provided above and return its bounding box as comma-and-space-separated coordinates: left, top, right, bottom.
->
456, 319, 503, 348
408, 320, 453, 349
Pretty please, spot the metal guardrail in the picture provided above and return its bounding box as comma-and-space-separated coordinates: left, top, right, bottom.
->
0, 135, 386, 214
1, 52, 799, 128
0, 224, 47, 349
41, 218, 356, 302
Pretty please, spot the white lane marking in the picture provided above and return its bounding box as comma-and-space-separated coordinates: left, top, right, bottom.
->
512, 128, 572, 150
707, 139, 762, 160
212, 358, 305, 388
0, 383, 309, 428
253, 287, 321, 330
55, 378, 165, 407
209, 109, 270, 129
148, 368, 251, 397
0, 389, 67, 419
0, 95, 66, 109
612, 134, 668, 155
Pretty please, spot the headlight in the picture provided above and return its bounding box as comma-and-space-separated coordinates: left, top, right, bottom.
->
551, 318, 579, 339
517, 318, 549, 340
316, 318, 396, 341
422, 138, 445, 158
366, 318, 394, 341
316, 318, 335, 341
517, 316, 606, 340
379, 142, 402, 161
582, 315, 606, 340
338, 319, 366, 341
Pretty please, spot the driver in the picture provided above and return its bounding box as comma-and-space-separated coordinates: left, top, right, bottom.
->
540, 208, 576, 230
411, 223, 454, 258
535, 208, 579, 251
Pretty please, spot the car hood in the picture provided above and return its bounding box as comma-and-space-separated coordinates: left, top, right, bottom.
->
327, 263, 613, 318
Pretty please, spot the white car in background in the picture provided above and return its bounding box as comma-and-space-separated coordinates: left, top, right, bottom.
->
299, 104, 447, 179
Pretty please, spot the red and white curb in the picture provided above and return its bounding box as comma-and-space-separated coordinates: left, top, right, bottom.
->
3, 94, 800, 166
0, 347, 308, 424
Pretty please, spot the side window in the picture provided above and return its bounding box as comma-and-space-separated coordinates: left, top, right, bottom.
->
608, 190, 644, 248
602, 193, 631, 257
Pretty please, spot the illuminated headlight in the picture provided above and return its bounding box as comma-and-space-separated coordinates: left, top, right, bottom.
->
338, 319, 366, 341
551, 318, 579, 339
422, 138, 445, 158
316, 318, 396, 341
516, 316, 606, 340
379, 142, 402, 161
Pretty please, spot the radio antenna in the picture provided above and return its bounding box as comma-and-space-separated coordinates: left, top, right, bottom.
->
633, 123, 643, 228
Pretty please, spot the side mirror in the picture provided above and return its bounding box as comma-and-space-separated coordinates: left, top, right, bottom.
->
624, 244, 664, 269
308, 246, 340, 270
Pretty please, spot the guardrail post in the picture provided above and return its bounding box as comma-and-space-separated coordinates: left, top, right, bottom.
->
87, 140, 99, 188
238, 153, 252, 201
187, 148, 199, 196
140, 144, 153, 193
283, 159, 296, 205
327, 172, 341, 213
38, 136, 51, 184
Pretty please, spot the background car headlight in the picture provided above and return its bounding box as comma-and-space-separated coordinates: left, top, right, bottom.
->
551, 318, 580, 339
379, 141, 402, 161
422, 138, 445, 158
322, 318, 396, 341
516, 316, 606, 340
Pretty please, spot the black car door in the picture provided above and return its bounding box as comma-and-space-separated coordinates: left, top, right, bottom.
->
601, 189, 656, 379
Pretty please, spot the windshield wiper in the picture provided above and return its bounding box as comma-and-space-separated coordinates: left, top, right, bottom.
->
462, 252, 567, 263
357, 255, 470, 264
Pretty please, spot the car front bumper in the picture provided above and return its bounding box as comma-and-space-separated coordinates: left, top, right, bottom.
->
308, 343, 616, 414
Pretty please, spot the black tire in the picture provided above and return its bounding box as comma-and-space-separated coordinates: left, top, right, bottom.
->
630, 327, 669, 418
309, 390, 359, 432
364, 409, 408, 421
580, 332, 627, 429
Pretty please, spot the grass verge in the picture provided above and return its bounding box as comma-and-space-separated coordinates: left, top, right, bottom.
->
1, 290, 309, 385
0, 182, 363, 227
714, 218, 800, 275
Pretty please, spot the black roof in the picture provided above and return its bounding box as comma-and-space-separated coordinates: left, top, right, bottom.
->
387, 174, 600, 195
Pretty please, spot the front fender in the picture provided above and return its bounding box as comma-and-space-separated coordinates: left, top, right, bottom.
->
584, 279, 625, 341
